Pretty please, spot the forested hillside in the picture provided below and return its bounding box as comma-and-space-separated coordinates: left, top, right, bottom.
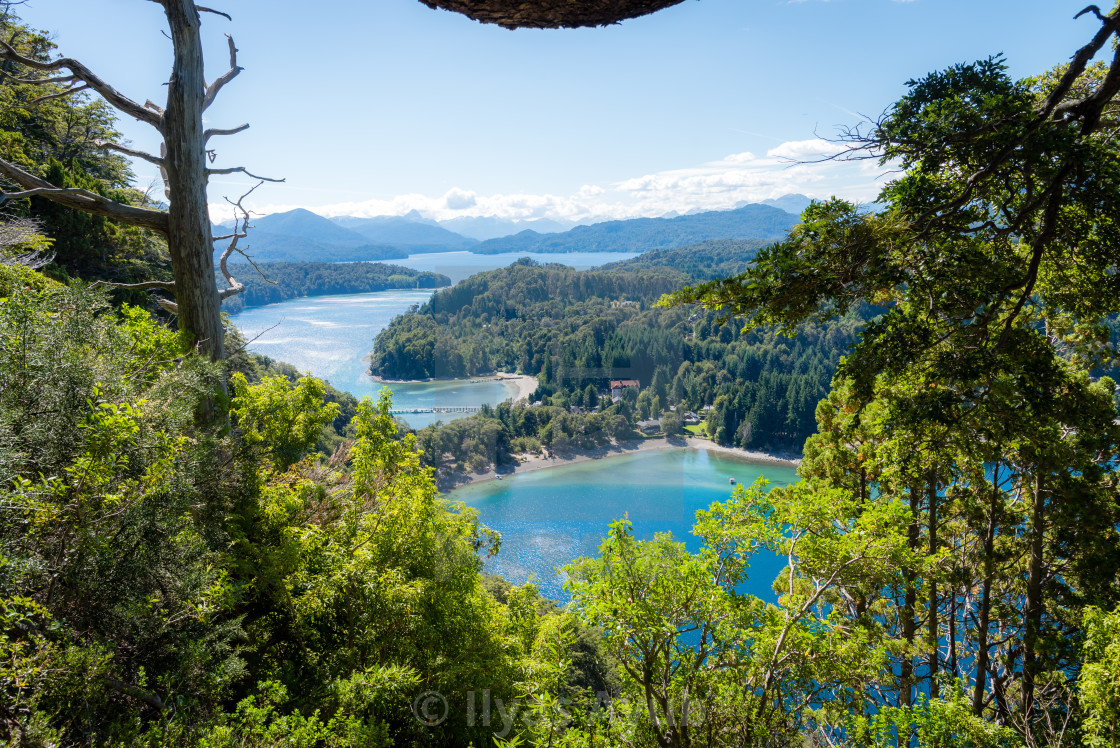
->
372, 250, 865, 452
218, 261, 449, 313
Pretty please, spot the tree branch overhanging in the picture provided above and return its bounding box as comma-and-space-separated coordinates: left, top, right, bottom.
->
94, 140, 165, 168
204, 123, 249, 141
196, 5, 232, 21
0, 158, 170, 234
93, 279, 177, 293
28, 82, 90, 104
205, 166, 284, 183
0, 38, 164, 129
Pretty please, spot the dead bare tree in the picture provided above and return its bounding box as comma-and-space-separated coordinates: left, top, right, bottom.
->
0, 211, 53, 268
0, 0, 280, 363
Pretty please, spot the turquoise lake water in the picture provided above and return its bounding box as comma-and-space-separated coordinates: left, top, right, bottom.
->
449, 447, 799, 600
230, 251, 638, 428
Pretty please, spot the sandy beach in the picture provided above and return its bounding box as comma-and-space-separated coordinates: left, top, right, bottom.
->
437, 435, 800, 491
369, 371, 539, 402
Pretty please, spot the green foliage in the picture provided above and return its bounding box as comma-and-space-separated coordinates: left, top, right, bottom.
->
231, 372, 340, 470
844, 687, 1023, 748
564, 478, 911, 747
0, 283, 245, 745
0, 277, 618, 746
661, 41, 1120, 746
0, 262, 62, 297
1080, 606, 1120, 748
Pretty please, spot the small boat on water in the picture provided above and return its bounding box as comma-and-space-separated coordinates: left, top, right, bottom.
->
729, 477, 736, 485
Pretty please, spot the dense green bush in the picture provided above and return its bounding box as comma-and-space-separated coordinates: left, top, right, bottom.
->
0, 282, 612, 746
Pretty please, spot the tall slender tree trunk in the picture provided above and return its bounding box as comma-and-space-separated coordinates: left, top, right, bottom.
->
948, 584, 958, 678
927, 471, 939, 700
856, 466, 868, 619
163, 0, 224, 365
1022, 471, 1046, 736
900, 483, 921, 708
973, 474, 1000, 716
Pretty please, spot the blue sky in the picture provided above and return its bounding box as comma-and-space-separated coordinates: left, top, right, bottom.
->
15, 0, 1102, 223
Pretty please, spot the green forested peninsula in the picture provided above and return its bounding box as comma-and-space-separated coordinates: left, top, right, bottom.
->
372, 246, 864, 452
218, 261, 449, 314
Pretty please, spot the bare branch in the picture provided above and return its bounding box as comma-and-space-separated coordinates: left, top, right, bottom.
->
197, 5, 233, 21
218, 181, 274, 302
204, 123, 249, 141
0, 38, 163, 129
156, 298, 178, 314
0, 186, 100, 203
3, 73, 77, 85
94, 140, 164, 168
0, 212, 53, 268
206, 166, 284, 183
0, 157, 169, 234
93, 279, 177, 293
1075, 5, 1106, 22
28, 83, 90, 104
202, 34, 242, 111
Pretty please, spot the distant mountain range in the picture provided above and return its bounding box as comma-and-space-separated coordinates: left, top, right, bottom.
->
757, 193, 812, 216
215, 208, 456, 263
216, 196, 809, 264
333, 211, 478, 249
470, 203, 798, 255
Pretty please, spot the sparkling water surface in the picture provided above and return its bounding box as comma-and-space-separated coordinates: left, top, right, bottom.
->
449, 448, 799, 601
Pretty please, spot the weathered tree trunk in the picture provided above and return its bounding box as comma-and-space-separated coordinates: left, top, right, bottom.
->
163, 0, 224, 363
0, 0, 253, 376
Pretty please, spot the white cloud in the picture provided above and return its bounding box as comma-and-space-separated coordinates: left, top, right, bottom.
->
443, 187, 477, 210
766, 138, 839, 160
217, 138, 889, 224
721, 151, 757, 164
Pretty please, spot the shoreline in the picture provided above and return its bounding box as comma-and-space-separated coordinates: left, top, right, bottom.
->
367, 371, 539, 403
437, 436, 800, 492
